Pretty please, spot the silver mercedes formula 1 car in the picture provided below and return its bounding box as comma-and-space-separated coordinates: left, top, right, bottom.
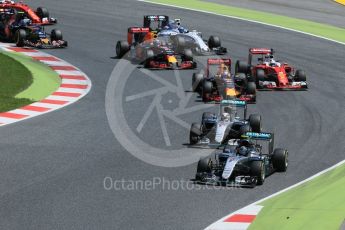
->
189, 100, 261, 147
195, 132, 288, 187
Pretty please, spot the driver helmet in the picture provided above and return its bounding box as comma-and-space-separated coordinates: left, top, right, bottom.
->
221, 112, 230, 122
174, 18, 181, 27
19, 18, 32, 26
238, 146, 248, 156
264, 55, 271, 63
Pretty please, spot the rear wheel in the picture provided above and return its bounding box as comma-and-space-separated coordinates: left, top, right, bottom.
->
15, 29, 26, 47
116, 41, 130, 58
208, 36, 221, 49
192, 73, 204, 92
272, 148, 288, 172
190, 123, 202, 145
36, 7, 49, 19
51, 29, 63, 41
249, 114, 261, 133
251, 161, 265, 185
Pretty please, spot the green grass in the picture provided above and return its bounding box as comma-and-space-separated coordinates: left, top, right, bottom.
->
0, 51, 61, 112
250, 164, 345, 230
146, 0, 345, 43
0, 52, 34, 112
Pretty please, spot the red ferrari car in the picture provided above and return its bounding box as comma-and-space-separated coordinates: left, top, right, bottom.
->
0, 0, 57, 25
235, 48, 308, 90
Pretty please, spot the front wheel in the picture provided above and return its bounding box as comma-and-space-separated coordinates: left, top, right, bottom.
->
295, 69, 306, 81
192, 73, 204, 92
15, 29, 26, 47
246, 82, 256, 95
249, 114, 261, 133
182, 48, 193, 62
143, 49, 154, 68
235, 60, 249, 74
51, 29, 63, 41
190, 123, 202, 145
272, 148, 288, 172
251, 161, 265, 185
116, 41, 130, 58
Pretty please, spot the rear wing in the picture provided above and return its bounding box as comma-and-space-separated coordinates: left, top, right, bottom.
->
249, 48, 273, 55
220, 100, 247, 119
143, 15, 169, 30
242, 132, 274, 154
127, 27, 152, 45
128, 27, 150, 33
207, 58, 231, 66
221, 99, 246, 107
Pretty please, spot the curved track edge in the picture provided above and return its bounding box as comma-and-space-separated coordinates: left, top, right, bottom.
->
0, 43, 92, 127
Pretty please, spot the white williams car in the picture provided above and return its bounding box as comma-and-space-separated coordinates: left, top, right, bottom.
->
158, 19, 227, 55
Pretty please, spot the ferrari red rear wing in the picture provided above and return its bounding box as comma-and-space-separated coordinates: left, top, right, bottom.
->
249, 48, 272, 55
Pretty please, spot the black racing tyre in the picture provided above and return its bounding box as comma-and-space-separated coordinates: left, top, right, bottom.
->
256, 69, 266, 81
202, 112, 214, 121
234, 73, 247, 87
246, 82, 256, 95
202, 80, 213, 95
15, 29, 26, 47
251, 161, 265, 185
183, 48, 193, 62
51, 29, 63, 41
116, 41, 130, 58
190, 123, 202, 145
272, 148, 288, 172
208, 36, 221, 49
143, 49, 155, 68
197, 157, 211, 173
249, 114, 261, 133
202, 112, 216, 132
235, 60, 249, 74
173, 36, 185, 53
192, 73, 204, 92
36, 7, 49, 19
295, 69, 306, 81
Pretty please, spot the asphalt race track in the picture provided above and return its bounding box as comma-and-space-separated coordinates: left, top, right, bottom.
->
0, 0, 345, 229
